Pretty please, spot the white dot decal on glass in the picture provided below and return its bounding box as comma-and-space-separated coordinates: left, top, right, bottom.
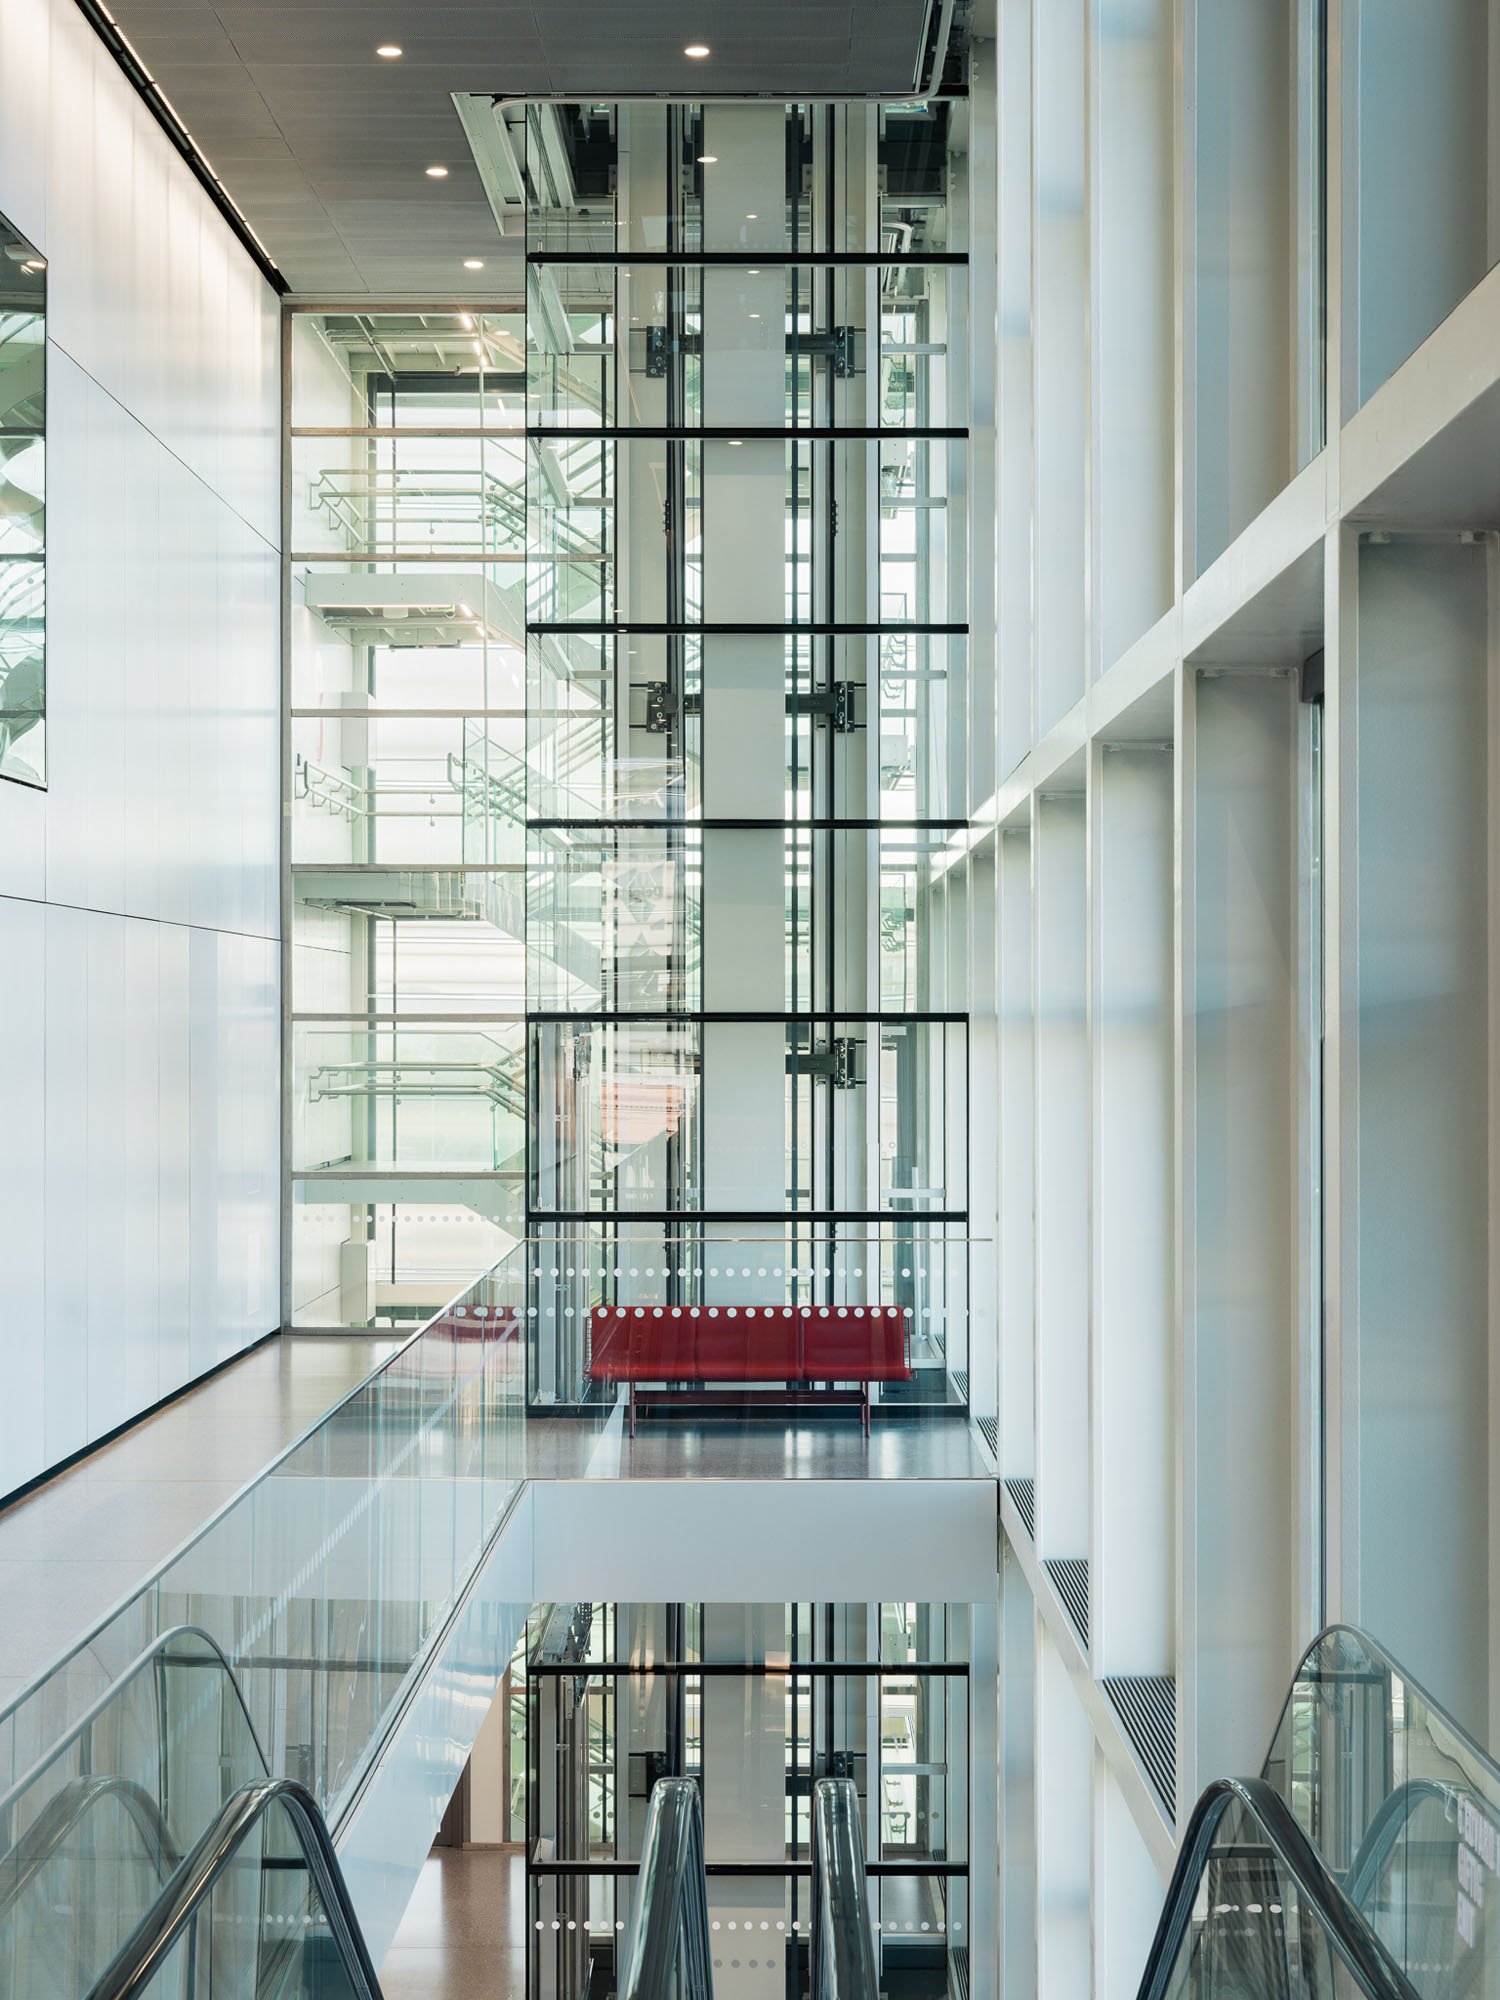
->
712, 1921, 722, 1932
901, 1267, 911, 1278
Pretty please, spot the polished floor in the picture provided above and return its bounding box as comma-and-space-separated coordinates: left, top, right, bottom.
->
380, 1847, 525, 2000
573, 1408, 996, 1481
0, 1334, 400, 1705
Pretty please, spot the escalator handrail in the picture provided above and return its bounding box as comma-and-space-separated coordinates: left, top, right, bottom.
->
618, 1776, 714, 2000
1136, 1776, 1422, 2000
84, 1777, 383, 2000
0, 1773, 179, 1928
810, 1777, 879, 2000
1343, 1775, 1475, 1912
0, 1623, 270, 1821
1266, 1624, 1500, 1799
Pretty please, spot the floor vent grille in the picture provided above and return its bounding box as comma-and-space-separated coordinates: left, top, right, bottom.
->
1004, 1477, 1035, 1540
951, 1369, 970, 1400
1103, 1674, 1177, 1817
976, 1415, 998, 1459
1045, 1556, 1089, 1646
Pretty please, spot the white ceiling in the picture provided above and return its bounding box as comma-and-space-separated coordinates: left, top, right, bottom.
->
106, 0, 948, 294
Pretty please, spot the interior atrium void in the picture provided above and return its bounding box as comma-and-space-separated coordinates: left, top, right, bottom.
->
4, 3, 1500, 1999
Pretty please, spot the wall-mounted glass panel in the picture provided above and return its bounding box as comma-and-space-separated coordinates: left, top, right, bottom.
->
290, 310, 525, 429
1192, 0, 1325, 574
528, 1015, 967, 1219
0, 211, 45, 788
292, 712, 525, 869
527, 260, 968, 434
501, 101, 958, 260
289, 1190, 515, 1329
291, 432, 526, 560
527, 825, 702, 1014
290, 882, 526, 1015
292, 1021, 525, 1175
1350, 1, 1498, 413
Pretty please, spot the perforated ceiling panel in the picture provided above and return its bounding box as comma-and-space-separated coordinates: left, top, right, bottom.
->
102, 0, 949, 293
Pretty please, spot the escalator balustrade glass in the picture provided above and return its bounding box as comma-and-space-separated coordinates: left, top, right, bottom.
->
1262, 1628, 1500, 2000
84, 1780, 381, 2000
0, 1628, 268, 2000
1140, 1779, 1419, 2000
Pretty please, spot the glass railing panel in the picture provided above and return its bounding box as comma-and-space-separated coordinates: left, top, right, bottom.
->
1261, 1626, 1500, 2000
0, 1249, 530, 1863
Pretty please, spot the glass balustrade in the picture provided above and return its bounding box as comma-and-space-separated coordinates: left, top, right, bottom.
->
0, 1245, 530, 1893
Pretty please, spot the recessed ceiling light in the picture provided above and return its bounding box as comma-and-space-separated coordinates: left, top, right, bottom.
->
426, 164, 449, 179
746, 212, 758, 220
684, 42, 711, 57
697, 155, 718, 165
463, 258, 485, 269
376, 43, 402, 57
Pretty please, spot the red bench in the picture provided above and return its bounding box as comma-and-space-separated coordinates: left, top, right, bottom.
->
588, 1303, 911, 1435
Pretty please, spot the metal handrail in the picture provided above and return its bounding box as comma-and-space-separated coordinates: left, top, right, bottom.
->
0, 1624, 270, 1821
810, 1777, 879, 2000
1343, 1778, 1471, 1914
1136, 1776, 1421, 2000
617, 1777, 714, 2000
1264, 1623, 1500, 1807
0, 1774, 177, 1926
85, 1778, 383, 2000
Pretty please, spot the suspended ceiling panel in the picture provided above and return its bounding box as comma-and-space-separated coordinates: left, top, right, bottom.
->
103, 0, 945, 294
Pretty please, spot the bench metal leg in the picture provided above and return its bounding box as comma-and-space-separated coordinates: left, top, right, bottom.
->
629, 1383, 637, 1439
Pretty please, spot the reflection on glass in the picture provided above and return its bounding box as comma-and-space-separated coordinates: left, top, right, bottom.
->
1261, 1626, 1500, 2000
289, 309, 530, 1323
0, 209, 45, 788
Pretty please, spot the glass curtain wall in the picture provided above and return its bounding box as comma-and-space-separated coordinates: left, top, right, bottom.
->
526, 1599, 971, 2000
287, 311, 529, 1326
522, 103, 973, 1409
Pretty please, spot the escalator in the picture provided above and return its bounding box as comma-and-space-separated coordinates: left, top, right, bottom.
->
10, 1624, 1500, 1999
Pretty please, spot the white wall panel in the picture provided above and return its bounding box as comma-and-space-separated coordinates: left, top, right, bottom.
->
0, 0, 280, 1495
0, 900, 48, 1490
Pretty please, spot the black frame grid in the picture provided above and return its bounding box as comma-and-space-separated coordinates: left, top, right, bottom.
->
524, 1600, 972, 2000
522, 103, 971, 1415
